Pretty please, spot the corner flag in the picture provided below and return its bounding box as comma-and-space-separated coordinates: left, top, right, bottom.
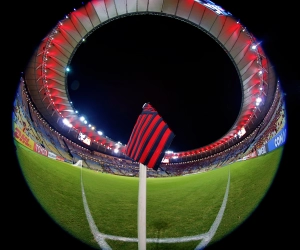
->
125, 103, 175, 170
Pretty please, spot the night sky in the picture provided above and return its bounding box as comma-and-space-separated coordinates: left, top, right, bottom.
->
7, 1, 300, 250
66, 13, 241, 152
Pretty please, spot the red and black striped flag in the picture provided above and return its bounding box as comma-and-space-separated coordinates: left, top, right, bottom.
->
125, 103, 175, 170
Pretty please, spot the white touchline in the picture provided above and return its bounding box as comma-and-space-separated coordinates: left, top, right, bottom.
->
194, 167, 230, 250
81, 166, 112, 250
81, 166, 230, 249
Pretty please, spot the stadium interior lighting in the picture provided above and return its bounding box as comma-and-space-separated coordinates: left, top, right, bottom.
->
166, 150, 173, 154
62, 118, 72, 128
256, 97, 262, 106
66, 67, 70, 72
114, 148, 119, 153
79, 116, 85, 121
97, 131, 103, 135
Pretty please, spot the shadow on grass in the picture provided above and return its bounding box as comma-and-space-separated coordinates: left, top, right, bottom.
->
152, 220, 169, 249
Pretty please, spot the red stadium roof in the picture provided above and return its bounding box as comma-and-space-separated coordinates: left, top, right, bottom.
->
24, 0, 278, 159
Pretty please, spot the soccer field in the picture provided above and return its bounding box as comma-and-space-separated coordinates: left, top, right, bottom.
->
15, 140, 283, 250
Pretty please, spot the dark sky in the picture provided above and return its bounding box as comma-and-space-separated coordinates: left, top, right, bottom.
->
66, 13, 241, 152
7, 1, 300, 250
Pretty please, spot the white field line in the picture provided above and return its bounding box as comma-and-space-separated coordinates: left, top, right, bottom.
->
81, 167, 112, 250
194, 168, 230, 250
81, 167, 230, 249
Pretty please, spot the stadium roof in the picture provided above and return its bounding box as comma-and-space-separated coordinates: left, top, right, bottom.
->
24, 0, 278, 160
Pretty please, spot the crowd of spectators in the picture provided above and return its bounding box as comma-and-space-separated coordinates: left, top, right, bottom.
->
13, 77, 286, 178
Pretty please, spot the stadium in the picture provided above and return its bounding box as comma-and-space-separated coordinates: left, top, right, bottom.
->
11, 0, 289, 250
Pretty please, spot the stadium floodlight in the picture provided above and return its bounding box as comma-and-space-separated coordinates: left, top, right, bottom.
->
62, 118, 72, 128
97, 131, 103, 135
251, 44, 257, 50
256, 97, 262, 106
114, 148, 119, 153
79, 116, 85, 121
251, 41, 262, 51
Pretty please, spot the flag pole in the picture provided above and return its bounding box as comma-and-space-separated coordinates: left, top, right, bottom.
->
138, 163, 147, 250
